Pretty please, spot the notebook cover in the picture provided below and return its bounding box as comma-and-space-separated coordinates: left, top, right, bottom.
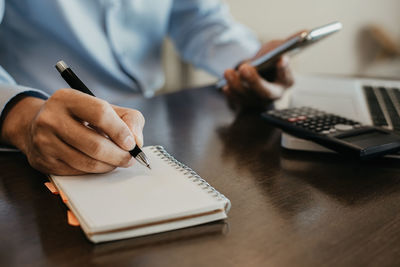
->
50, 146, 230, 243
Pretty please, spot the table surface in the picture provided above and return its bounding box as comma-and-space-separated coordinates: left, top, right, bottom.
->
1, 86, 400, 267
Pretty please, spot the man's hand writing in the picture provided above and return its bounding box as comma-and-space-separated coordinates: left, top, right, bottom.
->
1, 89, 145, 175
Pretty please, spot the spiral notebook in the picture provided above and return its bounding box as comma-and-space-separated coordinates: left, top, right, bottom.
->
49, 146, 231, 243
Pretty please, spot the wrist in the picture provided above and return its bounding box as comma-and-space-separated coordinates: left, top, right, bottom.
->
1, 96, 45, 152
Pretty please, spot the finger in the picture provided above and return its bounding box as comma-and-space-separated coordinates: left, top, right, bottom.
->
48, 135, 123, 173
221, 85, 242, 110
54, 115, 133, 167
28, 154, 85, 176
276, 56, 294, 88
239, 64, 285, 100
224, 69, 248, 95
113, 106, 145, 148
260, 81, 286, 100
238, 64, 268, 97
52, 89, 136, 151
52, 159, 87, 176
29, 128, 121, 174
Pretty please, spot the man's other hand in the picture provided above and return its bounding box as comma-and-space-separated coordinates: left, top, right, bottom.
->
222, 40, 294, 111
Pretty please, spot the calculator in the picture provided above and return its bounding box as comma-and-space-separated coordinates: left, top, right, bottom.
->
261, 107, 400, 159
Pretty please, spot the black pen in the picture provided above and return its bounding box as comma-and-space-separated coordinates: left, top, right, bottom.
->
55, 60, 151, 170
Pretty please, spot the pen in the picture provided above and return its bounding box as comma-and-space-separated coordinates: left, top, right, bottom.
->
55, 60, 151, 170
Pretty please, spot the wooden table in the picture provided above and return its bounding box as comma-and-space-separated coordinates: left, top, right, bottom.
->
1, 86, 400, 267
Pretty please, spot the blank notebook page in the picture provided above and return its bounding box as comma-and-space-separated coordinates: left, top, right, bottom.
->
51, 146, 226, 233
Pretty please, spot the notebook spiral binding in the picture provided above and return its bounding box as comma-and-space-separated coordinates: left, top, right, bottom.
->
150, 146, 231, 211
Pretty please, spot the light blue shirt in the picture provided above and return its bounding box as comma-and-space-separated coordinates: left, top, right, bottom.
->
0, 0, 260, 113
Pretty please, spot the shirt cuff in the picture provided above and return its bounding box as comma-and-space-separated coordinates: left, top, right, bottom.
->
0, 85, 48, 151
0, 84, 49, 117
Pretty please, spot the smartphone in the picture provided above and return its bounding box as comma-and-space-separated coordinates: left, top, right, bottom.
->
217, 21, 342, 88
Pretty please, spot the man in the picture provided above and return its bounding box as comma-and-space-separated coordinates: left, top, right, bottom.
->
0, 0, 293, 175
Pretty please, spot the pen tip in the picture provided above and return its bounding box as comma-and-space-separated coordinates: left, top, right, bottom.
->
147, 165, 151, 170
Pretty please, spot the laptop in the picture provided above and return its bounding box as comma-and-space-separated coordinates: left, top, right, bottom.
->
281, 74, 400, 157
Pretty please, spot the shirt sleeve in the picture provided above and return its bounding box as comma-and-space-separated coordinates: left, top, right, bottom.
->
0, 1, 48, 144
168, 0, 261, 77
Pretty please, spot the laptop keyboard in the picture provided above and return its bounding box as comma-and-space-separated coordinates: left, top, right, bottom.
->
363, 85, 400, 133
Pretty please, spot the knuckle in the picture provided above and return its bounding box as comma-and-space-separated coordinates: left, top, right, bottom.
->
93, 100, 112, 124
113, 129, 131, 147
132, 110, 145, 126
87, 140, 104, 157
117, 154, 132, 167
245, 77, 257, 87
96, 99, 111, 114
34, 112, 53, 129
31, 132, 48, 147
84, 158, 102, 172
83, 158, 116, 173
51, 88, 73, 102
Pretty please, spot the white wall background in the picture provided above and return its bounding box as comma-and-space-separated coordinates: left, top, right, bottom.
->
162, 0, 400, 91
226, 0, 400, 74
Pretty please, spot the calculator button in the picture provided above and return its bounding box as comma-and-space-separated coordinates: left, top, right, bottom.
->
322, 130, 330, 135
334, 124, 354, 131
298, 115, 307, 120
